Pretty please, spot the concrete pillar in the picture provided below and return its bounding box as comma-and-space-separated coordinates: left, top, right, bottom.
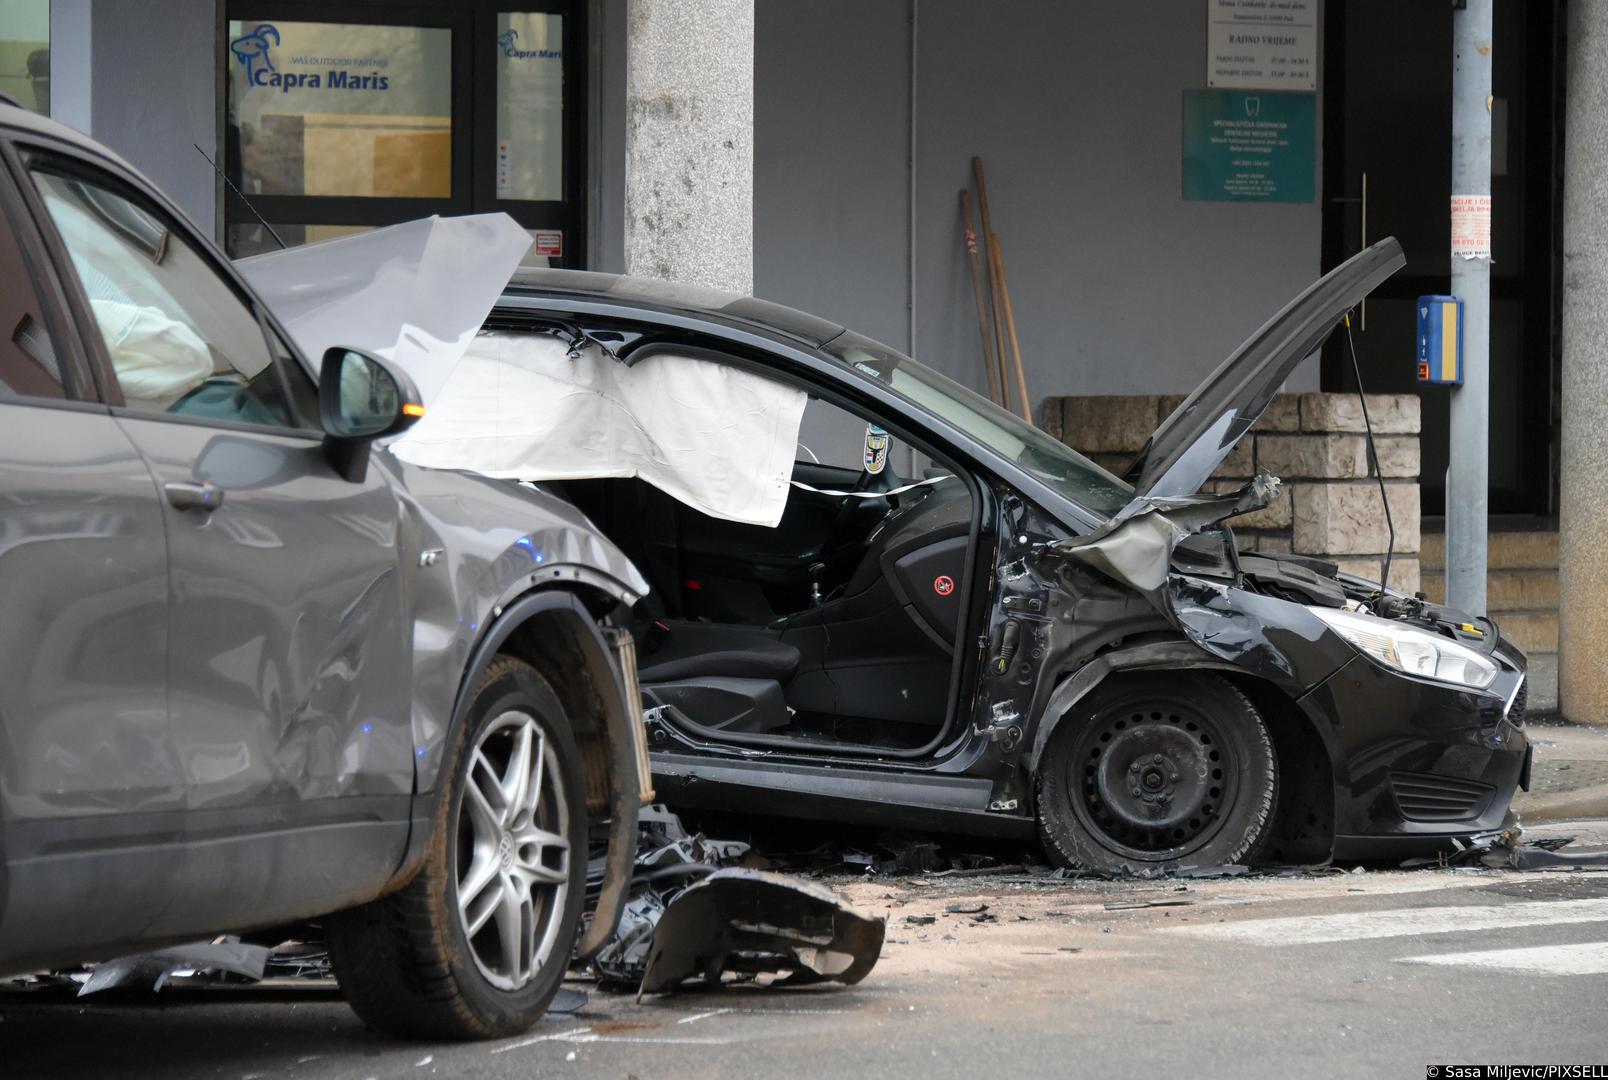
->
1559, 1, 1608, 724
47, 0, 92, 134
88, 1, 218, 232
623, 0, 753, 293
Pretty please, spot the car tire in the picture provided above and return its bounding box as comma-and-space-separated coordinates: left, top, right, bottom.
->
328, 655, 587, 1040
1035, 672, 1276, 874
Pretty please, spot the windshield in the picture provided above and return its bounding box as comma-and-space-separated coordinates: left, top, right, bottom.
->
822, 332, 1134, 518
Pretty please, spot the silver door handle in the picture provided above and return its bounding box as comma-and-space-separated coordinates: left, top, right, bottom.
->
164, 481, 224, 512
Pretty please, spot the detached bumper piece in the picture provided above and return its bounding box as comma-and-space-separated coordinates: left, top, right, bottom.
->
1404, 823, 1608, 871
588, 806, 885, 996
639, 869, 885, 996
76, 941, 270, 996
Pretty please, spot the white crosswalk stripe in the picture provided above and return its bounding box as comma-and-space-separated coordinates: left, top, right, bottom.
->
1168, 897, 1608, 946
1398, 941, 1608, 976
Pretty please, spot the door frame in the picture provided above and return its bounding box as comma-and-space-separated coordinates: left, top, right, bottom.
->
1317, 0, 1564, 517
221, 0, 588, 264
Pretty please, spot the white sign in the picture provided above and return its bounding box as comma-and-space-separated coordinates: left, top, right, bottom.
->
1451, 194, 1493, 260
1207, 0, 1317, 91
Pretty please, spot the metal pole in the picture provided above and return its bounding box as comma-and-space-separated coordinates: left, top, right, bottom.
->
1446, 0, 1492, 615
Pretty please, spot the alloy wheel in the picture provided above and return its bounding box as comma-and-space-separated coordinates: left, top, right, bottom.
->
453, 709, 571, 992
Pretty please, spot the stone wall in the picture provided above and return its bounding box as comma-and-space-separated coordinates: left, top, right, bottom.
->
1042, 393, 1422, 593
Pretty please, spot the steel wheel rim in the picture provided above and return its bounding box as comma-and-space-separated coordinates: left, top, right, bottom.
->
452, 709, 570, 992
1066, 701, 1238, 862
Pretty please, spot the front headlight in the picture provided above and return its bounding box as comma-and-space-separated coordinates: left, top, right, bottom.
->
1310, 607, 1499, 690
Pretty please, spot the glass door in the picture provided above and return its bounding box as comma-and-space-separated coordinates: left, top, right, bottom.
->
223, 1, 586, 267
1319, 0, 1561, 517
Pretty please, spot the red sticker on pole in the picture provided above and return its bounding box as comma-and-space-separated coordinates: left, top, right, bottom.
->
1450, 194, 1491, 260
933, 575, 955, 597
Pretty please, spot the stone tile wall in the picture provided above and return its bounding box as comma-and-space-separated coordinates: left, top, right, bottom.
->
1042, 393, 1422, 593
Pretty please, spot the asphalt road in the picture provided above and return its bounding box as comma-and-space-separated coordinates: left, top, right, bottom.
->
5, 840, 1608, 1080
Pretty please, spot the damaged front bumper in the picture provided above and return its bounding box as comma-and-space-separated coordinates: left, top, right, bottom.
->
1307, 637, 1531, 861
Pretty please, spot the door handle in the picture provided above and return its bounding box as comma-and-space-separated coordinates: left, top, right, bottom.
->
164, 481, 225, 512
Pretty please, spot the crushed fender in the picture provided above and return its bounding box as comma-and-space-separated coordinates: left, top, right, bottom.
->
638, 869, 884, 996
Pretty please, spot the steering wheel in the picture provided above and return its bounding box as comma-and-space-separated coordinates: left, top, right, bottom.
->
815, 467, 897, 592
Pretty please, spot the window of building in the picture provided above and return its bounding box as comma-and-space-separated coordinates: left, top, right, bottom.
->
223, 2, 584, 267
0, 0, 51, 115
228, 21, 453, 200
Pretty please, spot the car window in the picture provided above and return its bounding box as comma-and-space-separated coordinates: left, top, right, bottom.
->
822, 332, 1134, 518
0, 194, 69, 401
797, 395, 930, 479
30, 168, 313, 430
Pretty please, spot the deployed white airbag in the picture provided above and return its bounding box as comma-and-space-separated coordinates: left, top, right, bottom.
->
392, 333, 808, 528
236, 214, 533, 403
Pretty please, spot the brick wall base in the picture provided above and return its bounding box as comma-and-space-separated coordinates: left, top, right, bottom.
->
1043, 392, 1422, 593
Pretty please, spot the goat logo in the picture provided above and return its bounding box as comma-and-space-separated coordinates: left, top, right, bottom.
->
231, 24, 281, 83
497, 27, 559, 60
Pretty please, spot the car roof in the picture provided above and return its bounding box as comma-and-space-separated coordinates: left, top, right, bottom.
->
502, 267, 845, 349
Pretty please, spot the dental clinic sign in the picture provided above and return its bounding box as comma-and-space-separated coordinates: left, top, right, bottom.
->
230, 24, 393, 93
1182, 90, 1315, 203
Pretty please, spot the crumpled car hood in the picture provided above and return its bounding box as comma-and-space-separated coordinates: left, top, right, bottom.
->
1119, 237, 1406, 508
1057, 475, 1281, 603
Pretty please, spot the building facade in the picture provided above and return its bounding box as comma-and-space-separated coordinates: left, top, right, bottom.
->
6, 0, 1588, 717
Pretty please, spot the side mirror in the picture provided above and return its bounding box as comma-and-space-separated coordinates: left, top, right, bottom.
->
318, 347, 424, 482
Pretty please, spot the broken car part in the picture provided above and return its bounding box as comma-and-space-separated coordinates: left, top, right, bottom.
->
588, 807, 884, 994
76, 941, 269, 996
639, 869, 885, 996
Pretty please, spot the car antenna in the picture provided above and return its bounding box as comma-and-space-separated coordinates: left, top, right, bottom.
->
1342, 310, 1394, 599
193, 143, 286, 251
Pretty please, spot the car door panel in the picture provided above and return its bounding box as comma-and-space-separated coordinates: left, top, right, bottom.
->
115, 419, 415, 812
0, 158, 184, 963
109, 420, 417, 935
0, 402, 184, 962
17, 153, 414, 934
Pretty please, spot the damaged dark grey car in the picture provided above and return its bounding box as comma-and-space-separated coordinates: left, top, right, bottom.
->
0, 101, 650, 1038
446, 235, 1529, 875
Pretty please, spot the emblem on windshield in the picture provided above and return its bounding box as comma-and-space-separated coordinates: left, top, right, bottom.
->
863, 423, 890, 475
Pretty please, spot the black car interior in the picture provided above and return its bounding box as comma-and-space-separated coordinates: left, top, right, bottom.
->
555, 439, 977, 751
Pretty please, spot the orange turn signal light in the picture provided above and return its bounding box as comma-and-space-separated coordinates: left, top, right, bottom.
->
402, 403, 426, 418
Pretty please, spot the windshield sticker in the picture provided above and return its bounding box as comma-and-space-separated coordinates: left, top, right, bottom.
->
863, 423, 890, 475
854, 361, 883, 380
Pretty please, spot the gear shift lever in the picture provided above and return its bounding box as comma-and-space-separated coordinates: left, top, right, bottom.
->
809, 562, 826, 607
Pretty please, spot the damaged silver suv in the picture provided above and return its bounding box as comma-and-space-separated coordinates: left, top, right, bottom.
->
0, 101, 649, 1037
